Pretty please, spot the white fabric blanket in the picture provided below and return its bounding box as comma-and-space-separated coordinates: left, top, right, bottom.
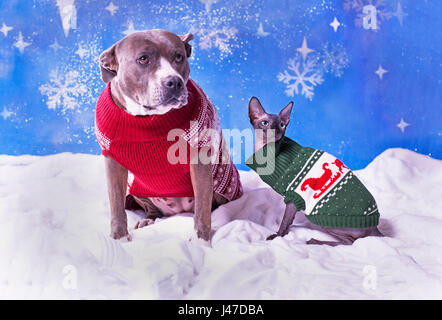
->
0, 148, 441, 299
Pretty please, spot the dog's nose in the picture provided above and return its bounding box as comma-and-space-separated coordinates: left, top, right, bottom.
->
162, 76, 184, 91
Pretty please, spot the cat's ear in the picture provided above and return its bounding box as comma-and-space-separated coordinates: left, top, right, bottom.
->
248, 97, 267, 121
279, 101, 293, 124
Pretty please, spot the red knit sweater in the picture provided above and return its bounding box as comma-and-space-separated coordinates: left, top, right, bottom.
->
95, 79, 243, 201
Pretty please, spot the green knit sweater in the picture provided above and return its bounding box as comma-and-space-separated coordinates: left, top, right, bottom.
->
246, 137, 379, 228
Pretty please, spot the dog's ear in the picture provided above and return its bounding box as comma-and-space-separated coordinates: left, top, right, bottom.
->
248, 97, 267, 121
99, 44, 118, 83
279, 101, 293, 124
179, 33, 194, 58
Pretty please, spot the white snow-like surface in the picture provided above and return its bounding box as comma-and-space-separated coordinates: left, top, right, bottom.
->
1, 148, 442, 299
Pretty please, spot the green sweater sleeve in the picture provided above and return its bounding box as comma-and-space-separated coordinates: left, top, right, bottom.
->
283, 190, 306, 211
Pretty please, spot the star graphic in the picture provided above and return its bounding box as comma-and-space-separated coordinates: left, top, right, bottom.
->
397, 118, 410, 133
256, 23, 270, 37
49, 38, 63, 52
75, 45, 88, 59
13, 32, 31, 54
392, 2, 408, 27
0, 22, 13, 37
329, 17, 341, 32
296, 37, 314, 61
122, 21, 140, 36
105, 2, 119, 16
0, 107, 14, 120
375, 65, 388, 80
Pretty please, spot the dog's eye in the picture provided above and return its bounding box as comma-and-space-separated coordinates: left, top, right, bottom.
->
138, 56, 149, 65
175, 53, 184, 63
280, 122, 285, 128
261, 120, 269, 126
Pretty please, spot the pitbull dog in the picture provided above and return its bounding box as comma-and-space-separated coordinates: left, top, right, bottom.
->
96, 30, 241, 243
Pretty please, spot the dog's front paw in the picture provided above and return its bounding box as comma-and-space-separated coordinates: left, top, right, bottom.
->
134, 218, 156, 230
110, 224, 132, 241
266, 233, 278, 241
188, 232, 212, 248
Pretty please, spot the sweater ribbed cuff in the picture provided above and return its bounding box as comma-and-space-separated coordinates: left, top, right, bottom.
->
306, 211, 380, 228
283, 192, 306, 211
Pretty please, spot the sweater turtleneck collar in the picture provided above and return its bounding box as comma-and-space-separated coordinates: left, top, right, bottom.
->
98, 78, 201, 141
246, 136, 303, 184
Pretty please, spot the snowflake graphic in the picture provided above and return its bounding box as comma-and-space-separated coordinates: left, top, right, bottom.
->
196, 26, 238, 55
320, 42, 350, 77
187, 4, 243, 60
277, 53, 324, 100
39, 69, 88, 113
343, 0, 392, 30
38, 38, 103, 146
144, 0, 256, 61
278, 41, 350, 100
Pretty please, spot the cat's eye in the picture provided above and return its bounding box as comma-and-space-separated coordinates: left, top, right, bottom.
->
280, 122, 285, 128
261, 120, 269, 126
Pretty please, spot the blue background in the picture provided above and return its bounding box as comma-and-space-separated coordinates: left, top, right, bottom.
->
0, 0, 441, 170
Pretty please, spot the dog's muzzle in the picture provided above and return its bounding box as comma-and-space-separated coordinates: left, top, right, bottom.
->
162, 76, 184, 95
141, 76, 188, 114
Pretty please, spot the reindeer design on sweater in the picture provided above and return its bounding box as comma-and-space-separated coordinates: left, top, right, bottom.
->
301, 159, 349, 199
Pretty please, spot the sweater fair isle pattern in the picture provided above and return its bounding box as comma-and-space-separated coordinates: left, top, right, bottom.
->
95, 79, 243, 201
246, 137, 379, 228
